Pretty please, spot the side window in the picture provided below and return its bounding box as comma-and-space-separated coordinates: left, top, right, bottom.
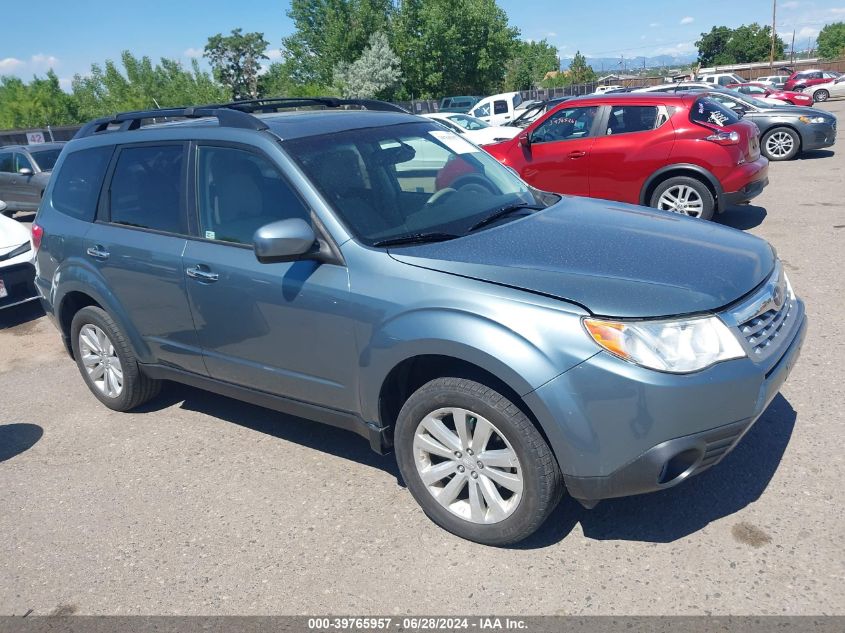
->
197, 145, 309, 245
718, 76, 733, 86
13, 153, 33, 172
493, 100, 508, 115
0, 152, 12, 173
51, 146, 113, 221
473, 103, 490, 118
605, 106, 661, 135
532, 106, 599, 143
109, 145, 186, 234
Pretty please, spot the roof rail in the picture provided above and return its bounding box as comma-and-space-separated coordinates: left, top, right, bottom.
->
73, 96, 408, 139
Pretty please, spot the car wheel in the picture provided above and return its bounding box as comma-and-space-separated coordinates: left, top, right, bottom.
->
70, 306, 161, 411
394, 377, 563, 545
761, 127, 800, 161
814, 89, 830, 103
794, 85, 806, 92
649, 176, 715, 220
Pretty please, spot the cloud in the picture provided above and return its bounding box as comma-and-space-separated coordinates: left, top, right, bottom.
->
782, 1, 800, 8
649, 22, 660, 28
183, 47, 204, 58
30, 53, 59, 68
651, 41, 697, 56
831, 7, 845, 13
797, 25, 820, 39
546, 31, 557, 38
680, 16, 694, 25
265, 48, 283, 61
0, 57, 24, 71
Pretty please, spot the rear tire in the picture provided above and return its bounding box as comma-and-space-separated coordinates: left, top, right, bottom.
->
761, 127, 800, 161
70, 306, 160, 411
394, 377, 563, 545
649, 176, 715, 220
813, 89, 830, 103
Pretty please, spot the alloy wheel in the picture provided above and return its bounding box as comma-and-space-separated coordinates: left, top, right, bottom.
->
413, 407, 523, 524
78, 324, 123, 398
765, 131, 795, 159
814, 90, 829, 102
656, 185, 705, 217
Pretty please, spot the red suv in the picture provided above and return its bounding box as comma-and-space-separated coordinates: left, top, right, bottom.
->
784, 69, 841, 92
483, 93, 768, 220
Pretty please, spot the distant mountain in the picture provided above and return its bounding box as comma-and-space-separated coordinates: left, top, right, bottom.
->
561, 54, 698, 73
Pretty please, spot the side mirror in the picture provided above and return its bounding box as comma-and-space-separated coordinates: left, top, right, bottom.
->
518, 131, 531, 148
18, 167, 33, 176
730, 106, 746, 117
253, 218, 317, 264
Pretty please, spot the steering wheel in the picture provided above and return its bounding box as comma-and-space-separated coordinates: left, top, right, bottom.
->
450, 175, 498, 196
425, 187, 456, 206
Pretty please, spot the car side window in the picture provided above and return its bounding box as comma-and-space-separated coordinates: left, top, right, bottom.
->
493, 100, 508, 115
196, 145, 310, 245
108, 144, 186, 234
52, 146, 113, 221
0, 152, 12, 173
473, 103, 490, 118
532, 107, 599, 144
605, 106, 662, 135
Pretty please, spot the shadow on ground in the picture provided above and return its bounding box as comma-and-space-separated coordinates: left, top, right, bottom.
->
138, 380, 795, 548
717, 204, 768, 230
794, 149, 835, 160
0, 423, 44, 462
0, 301, 45, 330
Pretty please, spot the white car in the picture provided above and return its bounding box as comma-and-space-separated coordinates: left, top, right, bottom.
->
808, 76, 845, 103
0, 200, 38, 310
593, 85, 623, 94
423, 113, 520, 145
756, 75, 789, 89
468, 92, 531, 126
699, 72, 746, 87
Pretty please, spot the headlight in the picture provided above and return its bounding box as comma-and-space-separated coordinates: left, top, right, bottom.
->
799, 115, 827, 124
2, 241, 31, 259
583, 315, 746, 373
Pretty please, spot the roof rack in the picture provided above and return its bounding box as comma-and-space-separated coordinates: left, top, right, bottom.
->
74, 97, 407, 139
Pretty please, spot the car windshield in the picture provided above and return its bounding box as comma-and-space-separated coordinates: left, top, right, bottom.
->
29, 148, 62, 171
283, 121, 552, 246
716, 91, 770, 110
446, 114, 489, 130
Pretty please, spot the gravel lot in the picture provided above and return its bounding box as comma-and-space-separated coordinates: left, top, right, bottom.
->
1, 101, 843, 616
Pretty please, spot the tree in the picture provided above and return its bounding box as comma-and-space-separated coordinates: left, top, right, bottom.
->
0, 71, 78, 129
281, 0, 393, 87
204, 28, 269, 100
567, 51, 596, 84
504, 40, 559, 91
391, 0, 520, 98
333, 32, 402, 98
817, 22, 845, 60
696, 24, 785, 66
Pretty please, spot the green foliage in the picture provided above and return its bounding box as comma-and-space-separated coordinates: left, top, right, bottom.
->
567, 51, 596, 83
333, 32, 402, 98
504, 40, 559, 91
696, 24, 785, 66
817, 22, 845, 60
0, 71, 78, 128
204, 28, 269, 99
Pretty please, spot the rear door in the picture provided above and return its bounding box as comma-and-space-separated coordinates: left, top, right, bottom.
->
588, 103, 674, 204
512, 105, 601, 196
85, 142, 206, 374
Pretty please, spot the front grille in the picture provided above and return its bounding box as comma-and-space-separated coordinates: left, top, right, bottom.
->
740, 297, 792, 356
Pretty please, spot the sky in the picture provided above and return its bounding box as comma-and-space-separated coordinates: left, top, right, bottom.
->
2, 0, 845, 89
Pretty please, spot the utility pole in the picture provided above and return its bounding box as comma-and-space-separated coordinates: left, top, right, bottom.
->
769, 0, 777, 73
790, 30, 795, 64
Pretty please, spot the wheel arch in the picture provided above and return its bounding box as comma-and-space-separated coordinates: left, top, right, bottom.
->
640, 164, 723, 211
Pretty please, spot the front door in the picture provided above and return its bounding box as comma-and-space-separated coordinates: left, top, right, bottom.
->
12, 153, 41, 210
515, 105, 600, 196
183, 143, 358, 411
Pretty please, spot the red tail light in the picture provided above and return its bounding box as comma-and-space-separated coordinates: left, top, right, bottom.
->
31, 222, 44, 251
705, 130, 740, 145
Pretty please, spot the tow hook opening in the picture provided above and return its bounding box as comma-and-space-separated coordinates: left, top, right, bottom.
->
657, 448, 702, 485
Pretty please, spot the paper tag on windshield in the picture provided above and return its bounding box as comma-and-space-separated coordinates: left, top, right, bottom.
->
429, 130, 479, 154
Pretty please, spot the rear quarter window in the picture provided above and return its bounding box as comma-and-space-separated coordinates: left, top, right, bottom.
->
51, 146, 113, 221
690, 98, 740, 128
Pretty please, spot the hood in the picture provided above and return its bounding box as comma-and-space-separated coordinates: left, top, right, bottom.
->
471, 126, 521, 145
0, 214, 32, 250
389, 197, 775, 318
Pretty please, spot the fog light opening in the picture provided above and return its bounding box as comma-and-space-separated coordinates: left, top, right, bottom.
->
657, 449, 702, 485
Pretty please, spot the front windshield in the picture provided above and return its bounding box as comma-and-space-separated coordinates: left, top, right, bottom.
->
446, 114, 489, 130
716, 91, 769, 110
283, 121, 552, 246
30, 148, 61, 171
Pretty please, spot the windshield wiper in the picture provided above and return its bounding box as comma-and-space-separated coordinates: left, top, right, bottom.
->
468, 203, 545, 232
373, 232, 461, 247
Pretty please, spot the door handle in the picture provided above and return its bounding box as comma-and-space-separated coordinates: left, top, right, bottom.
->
86, 245, 110, 260
568, 151, 587, 159
186, 265, 219, 282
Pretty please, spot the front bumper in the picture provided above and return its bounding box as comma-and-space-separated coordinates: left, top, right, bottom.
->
0, 262, 38, 311
523, 292, 807, 505
799, 122, 837, 151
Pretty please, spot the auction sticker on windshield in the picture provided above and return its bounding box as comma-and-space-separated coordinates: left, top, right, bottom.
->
429, 130, 479, 154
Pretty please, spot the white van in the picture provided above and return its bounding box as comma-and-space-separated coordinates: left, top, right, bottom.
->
699, 72, 746, 87
468, 92, 526, 125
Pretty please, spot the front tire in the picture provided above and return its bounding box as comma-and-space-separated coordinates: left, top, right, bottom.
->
761, 127, 800, 161
649, 176, 715, 220
813, 89, 830, 103
70, 306, 161, 411
394, 378, 563, 545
